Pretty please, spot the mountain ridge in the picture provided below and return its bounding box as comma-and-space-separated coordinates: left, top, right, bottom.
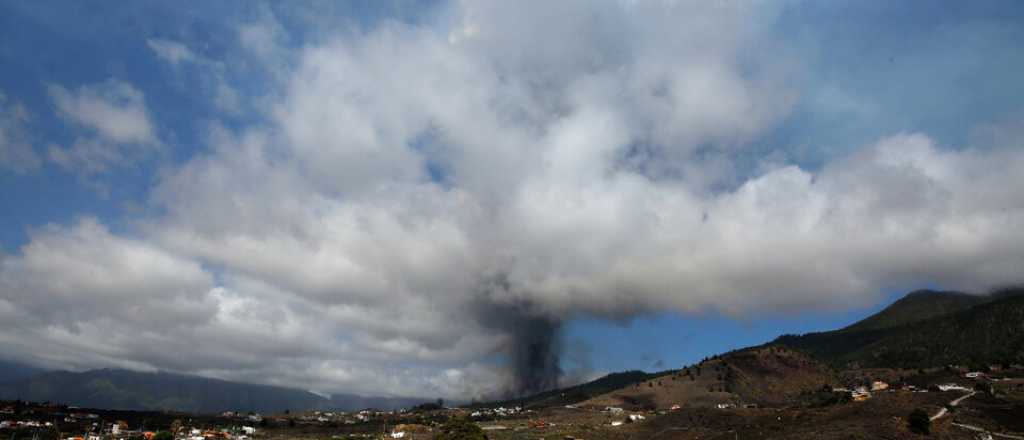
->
774, 287, 1024, 369
0, 368, 429, 413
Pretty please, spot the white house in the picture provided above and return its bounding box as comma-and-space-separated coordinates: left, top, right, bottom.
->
938, 383, 970, 392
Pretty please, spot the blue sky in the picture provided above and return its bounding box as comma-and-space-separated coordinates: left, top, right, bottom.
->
564, 298, 891, 374
2, 1, 1024, 398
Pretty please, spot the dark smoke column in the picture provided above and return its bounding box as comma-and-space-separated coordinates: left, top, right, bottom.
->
473, 276, 564, 397
508, 316, 561, 396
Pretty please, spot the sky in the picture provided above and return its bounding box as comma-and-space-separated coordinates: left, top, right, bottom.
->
1, 0, 1024, 400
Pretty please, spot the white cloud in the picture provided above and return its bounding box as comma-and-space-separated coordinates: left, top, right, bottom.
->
46, 79, 159, 175
2, 1, 1024, 399
49, 80, 156, 145
146, 38, 196, 66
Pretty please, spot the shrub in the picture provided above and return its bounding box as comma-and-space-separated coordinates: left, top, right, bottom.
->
908, 408, 930, 434
435, 418, 487, 440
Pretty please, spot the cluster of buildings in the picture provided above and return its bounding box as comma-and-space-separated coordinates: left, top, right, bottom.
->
832, 370, 1002, 402
218, 412, 262, 424
859, 380, 890, 400
608, 413, 645, 427
831, 380, 891, 401
175, 426, 257, 440
1, 420, 54, 429
222, 408, 411, 427
468, 406, 523, 419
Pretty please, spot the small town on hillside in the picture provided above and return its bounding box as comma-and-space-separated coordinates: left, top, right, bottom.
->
4, 362, 1023, 440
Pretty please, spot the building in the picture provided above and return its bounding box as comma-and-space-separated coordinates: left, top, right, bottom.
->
938, 383, 970, 392
851, 386, 872, 401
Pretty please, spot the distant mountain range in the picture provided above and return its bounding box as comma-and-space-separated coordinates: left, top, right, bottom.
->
0, 368, 428, 414
0, 359, 45, 383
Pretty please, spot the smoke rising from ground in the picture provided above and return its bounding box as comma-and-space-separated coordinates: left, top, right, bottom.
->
475, 297, 563, 396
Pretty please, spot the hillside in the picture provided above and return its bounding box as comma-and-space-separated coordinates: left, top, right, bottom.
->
0, 368, 426, 413
839, 289, 984, 332
479, 370, 658, 409
776, 288, 1024, 368
0, 359, 46, 384
510, 288, 1021, 411
581, 359, 735, 410
580, 347, 835, 410
721, 346, 836, 405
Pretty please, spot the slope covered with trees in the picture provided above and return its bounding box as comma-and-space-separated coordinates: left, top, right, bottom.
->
839, 290, 985, 332
775, 288, 1024, 368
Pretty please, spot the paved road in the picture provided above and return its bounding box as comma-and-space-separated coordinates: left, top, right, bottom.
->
931, 390, 977, 421
928, 390, 1024, 439
952, 422, 1024, 440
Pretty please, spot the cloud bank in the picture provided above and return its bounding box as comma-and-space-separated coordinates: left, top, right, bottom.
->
2, 1, 1024, 399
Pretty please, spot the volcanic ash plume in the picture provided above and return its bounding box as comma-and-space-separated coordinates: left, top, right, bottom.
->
507, 316, 562, 396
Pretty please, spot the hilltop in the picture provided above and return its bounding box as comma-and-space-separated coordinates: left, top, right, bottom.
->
775, 287, 1024, 369
839, 289, 985, 333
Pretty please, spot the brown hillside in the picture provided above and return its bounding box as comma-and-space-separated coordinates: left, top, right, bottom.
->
580, 359, 736, 410
581, 347, 835, 410
724, 346, 837, 405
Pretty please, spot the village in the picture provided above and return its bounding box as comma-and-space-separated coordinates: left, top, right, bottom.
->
3, 365, 1023, 440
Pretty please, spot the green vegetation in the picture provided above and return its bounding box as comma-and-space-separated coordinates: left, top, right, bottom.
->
152, 432, 173, 440
775, 288, 1024, 369
840, 290, 984, 332
434, 418, 487, 440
